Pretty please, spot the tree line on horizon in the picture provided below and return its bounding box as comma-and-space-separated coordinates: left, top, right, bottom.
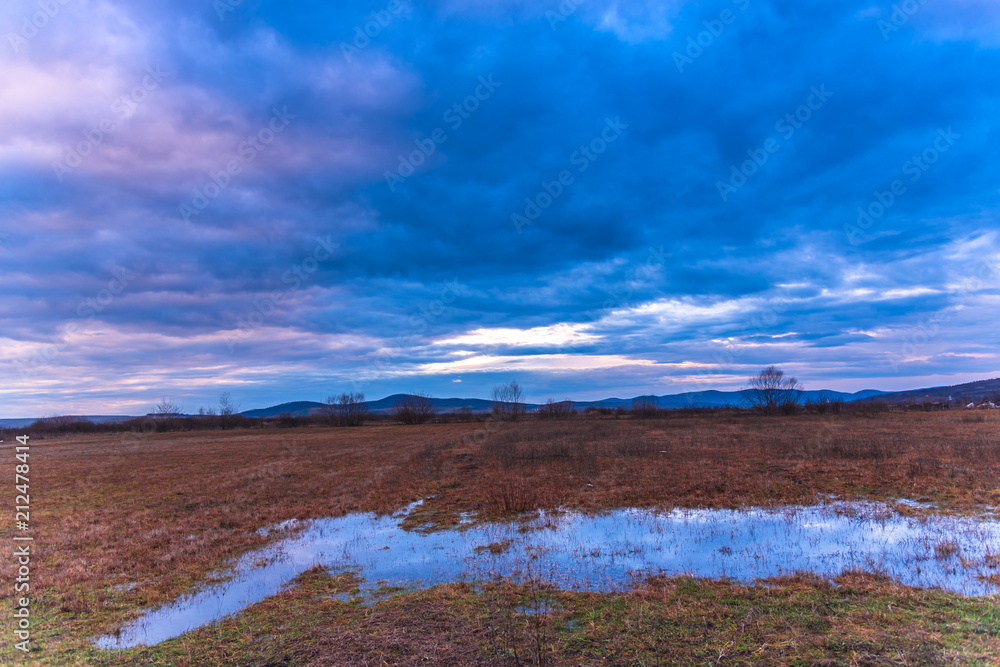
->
147, 370, 808, 426
18, 368, 997, 437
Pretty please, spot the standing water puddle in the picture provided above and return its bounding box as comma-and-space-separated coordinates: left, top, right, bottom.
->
96, 501, 1000, 649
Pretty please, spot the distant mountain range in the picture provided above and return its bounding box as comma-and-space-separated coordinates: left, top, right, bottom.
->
4, 378, 997, 427
241, 388, 889, 417
241, 396, 496, 418
242, 378, 1000, 417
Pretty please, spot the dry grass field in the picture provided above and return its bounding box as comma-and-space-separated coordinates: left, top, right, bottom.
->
2, 411, 999, 665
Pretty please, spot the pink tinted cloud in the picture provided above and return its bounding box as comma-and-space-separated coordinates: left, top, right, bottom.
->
1, 6, 423, 190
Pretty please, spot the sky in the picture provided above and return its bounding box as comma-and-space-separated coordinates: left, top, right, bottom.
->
1, 0, 999, 417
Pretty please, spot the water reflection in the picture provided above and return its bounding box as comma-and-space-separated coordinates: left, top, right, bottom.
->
96, 501, 1000, 649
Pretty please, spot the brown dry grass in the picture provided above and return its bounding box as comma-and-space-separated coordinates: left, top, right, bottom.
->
58, 568, 1000, 665
396, 412, 1000, 523
1, 411, 998, 663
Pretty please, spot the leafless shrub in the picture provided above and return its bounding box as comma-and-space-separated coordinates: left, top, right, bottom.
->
743, 366, 803, 415
491, 381, 526, 422
47, 415, 89, 429
392, 393, 436, 424
804, 397, 844, 415
631, 396, 659, 419
483, 477, 538, 514
536, 399, 575, 420
275, 412, 297, 428
319, 396, 336, 424
482, 581, 524, 664
480, 577, 554, 667
808, 398, 826, 414
324, 392, 368, 427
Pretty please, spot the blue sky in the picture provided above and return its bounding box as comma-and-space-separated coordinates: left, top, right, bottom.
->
1, 0, 998, 417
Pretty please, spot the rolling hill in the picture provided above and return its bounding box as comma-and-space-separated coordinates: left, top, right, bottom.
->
867, 377, 1000, 405
240, 388, 887, 417
6, 379, 997, 427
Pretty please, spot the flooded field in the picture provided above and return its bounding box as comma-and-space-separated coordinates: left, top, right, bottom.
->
97, 499, 1000, 650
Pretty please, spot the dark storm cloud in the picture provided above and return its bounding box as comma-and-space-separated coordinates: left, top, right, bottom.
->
1, 0, 998, 415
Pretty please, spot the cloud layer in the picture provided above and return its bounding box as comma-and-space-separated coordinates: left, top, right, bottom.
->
1, 0, 998, 416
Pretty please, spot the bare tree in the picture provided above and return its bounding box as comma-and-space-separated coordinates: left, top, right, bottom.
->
491, 381, 525, 422
152, 398, 181, 419
392, 393, 436, 425
742, 366, 803, 415
630, 395, 659, 418
329, 392, 367, 427
319, 395, 337, 424
219, 392, 240, 429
